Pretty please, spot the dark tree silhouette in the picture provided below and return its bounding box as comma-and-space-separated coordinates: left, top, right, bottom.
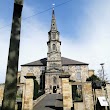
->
86, 74, 101, 82
2, 0, 23, 110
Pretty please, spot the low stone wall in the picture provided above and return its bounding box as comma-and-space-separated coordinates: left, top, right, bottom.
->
106, 84, 110, 104
0, 83, 25, 110
0, 84, 4, 107
71, 82, 94, 110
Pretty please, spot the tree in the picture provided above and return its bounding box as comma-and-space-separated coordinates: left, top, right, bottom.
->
2, 1, 23, 110
86, 74, 101, 82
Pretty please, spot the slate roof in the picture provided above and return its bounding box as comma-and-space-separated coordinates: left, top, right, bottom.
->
21, 57, 88, 66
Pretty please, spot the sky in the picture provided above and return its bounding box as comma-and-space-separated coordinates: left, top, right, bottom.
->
0, 0, 110, 83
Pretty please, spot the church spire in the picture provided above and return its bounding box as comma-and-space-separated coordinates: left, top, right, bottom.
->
47, 8, 62, 71
50, 8, 57, 31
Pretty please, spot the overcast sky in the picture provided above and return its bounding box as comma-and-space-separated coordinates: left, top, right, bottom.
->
0, 0, 110, 83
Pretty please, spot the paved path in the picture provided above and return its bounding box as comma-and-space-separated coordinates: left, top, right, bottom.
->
33, 94, 63, 110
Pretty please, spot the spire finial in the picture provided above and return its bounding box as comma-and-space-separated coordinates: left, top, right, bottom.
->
51, 4, 57, 31
52, 3, 55, 10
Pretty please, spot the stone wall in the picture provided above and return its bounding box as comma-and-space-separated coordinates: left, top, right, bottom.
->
0, 84, 4, 107
21, 66, 42, 84
70, 82, 93, 110
0, 83, 26, 110
21, 65, 89, 84
45, 73, 62, 94
74, 102, 85, 110
63, 65, 89, 82
94, 84, 110, 108
95, 89, 103, 97
106, 84, 110, 106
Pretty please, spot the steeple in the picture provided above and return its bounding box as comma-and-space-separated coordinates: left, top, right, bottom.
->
50, 8, 57, 31
45, 8, 62, 94
47, 8, 62, 71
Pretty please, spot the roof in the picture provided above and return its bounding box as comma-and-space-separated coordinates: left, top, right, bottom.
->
21, 57, 88, 66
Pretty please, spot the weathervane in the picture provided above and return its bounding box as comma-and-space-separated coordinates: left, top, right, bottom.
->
52, 3, 55, 9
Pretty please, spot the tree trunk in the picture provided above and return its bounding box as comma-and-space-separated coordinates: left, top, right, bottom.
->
2, 0, 23, 110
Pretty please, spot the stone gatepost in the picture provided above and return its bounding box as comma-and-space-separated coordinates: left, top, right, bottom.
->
59, 73, 73, 110
83, 82, 94, 110
23, 73, 36, 110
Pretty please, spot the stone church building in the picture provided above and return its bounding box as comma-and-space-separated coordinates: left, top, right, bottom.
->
0, 9, 110, 110
19, 9, 89, 94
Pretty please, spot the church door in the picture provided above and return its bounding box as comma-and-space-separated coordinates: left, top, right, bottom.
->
53, 86, 57, 93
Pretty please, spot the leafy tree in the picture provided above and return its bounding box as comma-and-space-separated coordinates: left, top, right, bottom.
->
33, 80, 39, 100
86, 74, 101, 82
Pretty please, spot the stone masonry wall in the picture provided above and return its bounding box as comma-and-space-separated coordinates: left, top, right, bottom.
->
63, 65, 89, 82
45, 73, 62, 93
74, 102, 85, 110
106, 84, 110, 106
21, 66, 42, 84
21, 65, 89, 85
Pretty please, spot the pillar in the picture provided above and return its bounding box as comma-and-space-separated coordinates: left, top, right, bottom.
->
83, 82, 94, 110
23, 73, 36, 110
59, 74, 73, 110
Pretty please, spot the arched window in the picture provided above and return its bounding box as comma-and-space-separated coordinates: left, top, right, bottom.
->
53, 44, 56, 50
53, 76, 57, 84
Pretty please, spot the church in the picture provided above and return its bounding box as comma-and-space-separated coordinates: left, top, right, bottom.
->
11, 8, 110, 110
19, 9, 89, 94
1, 8, 110, 110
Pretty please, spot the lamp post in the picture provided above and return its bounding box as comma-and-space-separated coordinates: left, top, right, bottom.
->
100, 63, 109, 110
100, 63, 104, 82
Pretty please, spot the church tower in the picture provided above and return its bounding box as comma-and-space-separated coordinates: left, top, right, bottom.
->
47, 9, 62, 70
45, 8, 62, 93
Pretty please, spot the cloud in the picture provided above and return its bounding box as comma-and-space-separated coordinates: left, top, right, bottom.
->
0, 1, 110, 83
61, 0, 110, 81
0, 3, 49, 83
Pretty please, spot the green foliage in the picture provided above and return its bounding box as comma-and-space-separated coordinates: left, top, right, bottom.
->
33, 80, 39, 100
86, 74, 101, 82
33, 80, 45, 100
